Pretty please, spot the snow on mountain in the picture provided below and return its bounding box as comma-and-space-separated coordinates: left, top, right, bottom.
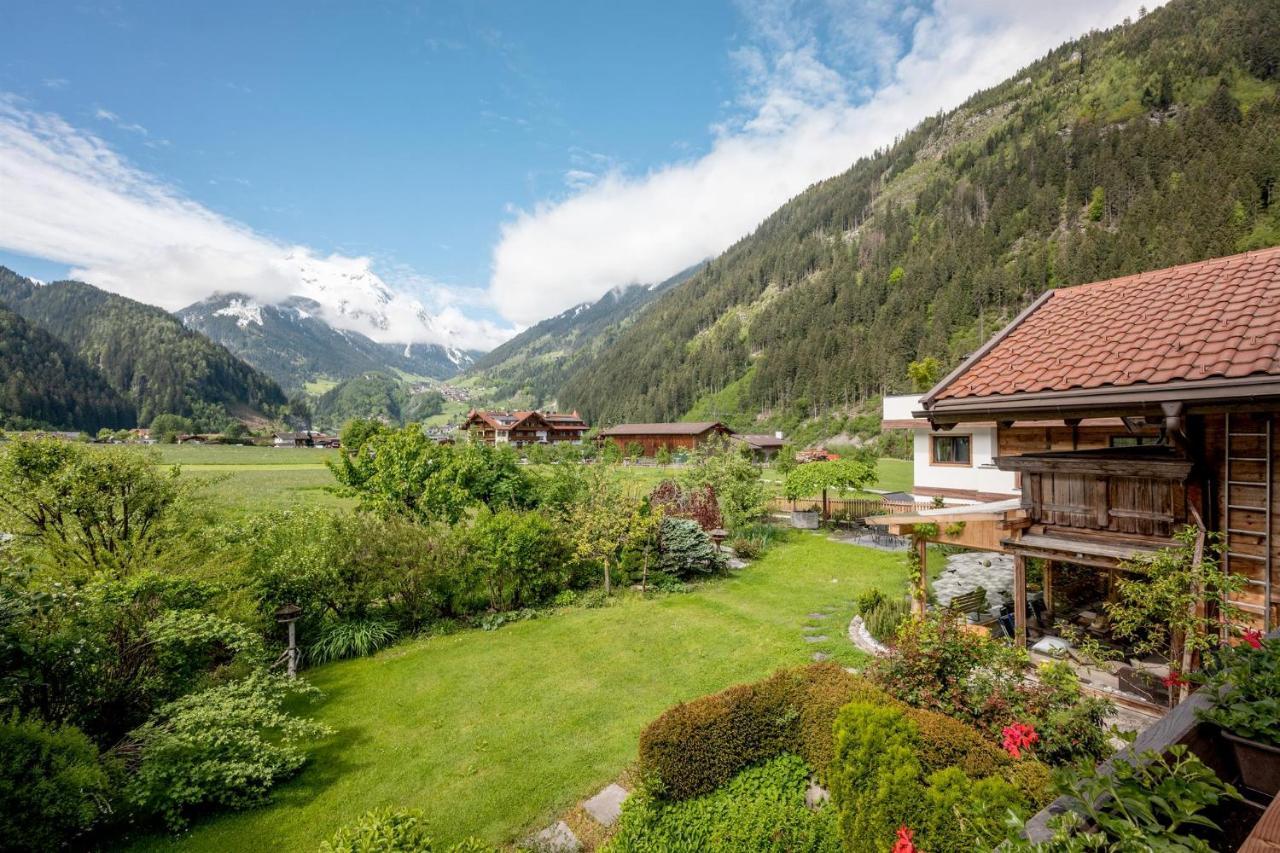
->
213, 298, 264, 328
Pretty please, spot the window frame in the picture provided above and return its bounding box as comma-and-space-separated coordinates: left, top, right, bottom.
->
930, 433, 973, 467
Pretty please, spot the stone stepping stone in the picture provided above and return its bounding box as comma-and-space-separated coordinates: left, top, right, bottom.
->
805, 782, 831, 809
583, 783, 629, 827
726, 557, 748, 570
529, 821, 580, 852
806, 612, 828, 620
803, 634, 828, 643
811, 652, 831, 662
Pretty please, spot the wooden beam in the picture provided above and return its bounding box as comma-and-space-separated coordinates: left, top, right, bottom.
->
1043, 559, 1055, 624
1013, 554, 1028, 648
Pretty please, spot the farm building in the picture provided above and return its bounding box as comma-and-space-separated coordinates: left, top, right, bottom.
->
876, 247, 1280, 707
596, 422, 734, 457
461, 410, 588, 446
736, 433, 786, 461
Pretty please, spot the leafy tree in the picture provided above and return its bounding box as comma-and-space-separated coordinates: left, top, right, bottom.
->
465, 509, 570, 610
600, 440, 622, 464
328, 426, 530, 524
287, 395, 313, 431
568, 465, 639, 595
339, 418, 390, 453
1087, 185, 1107, 222
148, 413, 193, 443
907, 357, 942, 393
654, 445, 672, 466
0, 437, 195, 577
782, 458, 877, 505
625, 441, 644, 461
679, 436, 765, 532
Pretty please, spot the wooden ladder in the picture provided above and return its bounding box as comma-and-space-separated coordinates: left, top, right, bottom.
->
1224, 413, 1274, 633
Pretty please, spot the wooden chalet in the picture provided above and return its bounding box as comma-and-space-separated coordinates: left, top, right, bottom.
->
875, 247, 1280, 704
736, 433, 786, 461
596, 422, 734, 457
461, 410, 588, 447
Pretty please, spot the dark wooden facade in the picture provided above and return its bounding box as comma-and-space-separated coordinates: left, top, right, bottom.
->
596, 422, 733, 457
462, 410, 588, 447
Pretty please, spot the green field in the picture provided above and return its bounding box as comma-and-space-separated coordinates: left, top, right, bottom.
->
151, 444, 352, 512
130, 533, 916, 851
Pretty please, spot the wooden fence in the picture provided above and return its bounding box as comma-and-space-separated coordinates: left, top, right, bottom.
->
766, 496, 935, 523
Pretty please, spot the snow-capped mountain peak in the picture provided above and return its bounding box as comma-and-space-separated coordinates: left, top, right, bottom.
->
213, 297, 264, 328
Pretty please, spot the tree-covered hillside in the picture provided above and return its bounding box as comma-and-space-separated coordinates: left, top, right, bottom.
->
313, 372, 444, 430
0, 268, 286, 425
468, 265, 698, 407
557, 0, 1280, 425
0, 305, 135, 431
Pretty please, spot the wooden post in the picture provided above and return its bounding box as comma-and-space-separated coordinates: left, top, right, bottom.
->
912, 535, 929, 615
1013, 554, 1028, 648
1042, 560, 1055, 625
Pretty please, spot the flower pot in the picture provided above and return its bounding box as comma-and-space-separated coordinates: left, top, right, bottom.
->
1222, 731, 1280, 797
791, 510, 820, 529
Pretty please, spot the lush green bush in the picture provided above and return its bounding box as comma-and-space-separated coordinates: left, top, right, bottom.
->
0, 715, 114, 851
124, 672, 332, 829
678, 437, 765, 531
1198, 632, 1280, 745
319, 807, 494, 853
730, 536, 761, 560
636, 663, 877, 799
607, 754, 839, 853
854, 588, 885, 615
829, 702, 1034, 853
463, 509, 572, 611
862, 597, 909, 643
310, 617, 399, 664
0, 568, 262, 744
655, 517, 725, 579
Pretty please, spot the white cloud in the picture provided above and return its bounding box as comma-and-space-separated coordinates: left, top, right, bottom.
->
488, 0, 1157, 325
0, 96, 512, 350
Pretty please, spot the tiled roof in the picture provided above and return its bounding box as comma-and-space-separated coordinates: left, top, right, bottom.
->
932, 247, 1280, 401
598, 422, 728, 436
738, 434, 785, 447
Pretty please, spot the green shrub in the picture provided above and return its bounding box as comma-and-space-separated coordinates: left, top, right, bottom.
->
124, 672, 333, 829
863, 597, 909, 643
902, 706, 1008, 778
319, 807, 494, 852
637, 663, 868, 799
1034, 696, 1114, 766
310, 616, 399, 664
730, 537, 761, 560
607, 754, 839, 853
464, 509, 572, 611
0, 715, 114, 851
854, 588, 885, 615
655, 517, 725, 579
829, 702, 1035, 853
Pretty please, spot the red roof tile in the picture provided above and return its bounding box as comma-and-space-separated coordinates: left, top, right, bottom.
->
931, 247, 1280, 401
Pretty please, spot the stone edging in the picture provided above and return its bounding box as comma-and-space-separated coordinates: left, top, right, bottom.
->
847, 615, 889, 656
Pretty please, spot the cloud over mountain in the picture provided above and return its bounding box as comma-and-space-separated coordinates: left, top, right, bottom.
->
487, 0, 1156, 325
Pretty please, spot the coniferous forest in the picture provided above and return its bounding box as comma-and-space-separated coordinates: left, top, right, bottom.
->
554, 0, 1280, 424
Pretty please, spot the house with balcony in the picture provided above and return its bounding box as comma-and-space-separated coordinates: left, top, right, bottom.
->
876, 247, 1280, 708
461, 410, 588, 447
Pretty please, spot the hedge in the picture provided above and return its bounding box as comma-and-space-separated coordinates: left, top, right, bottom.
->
637, 663, 887, 800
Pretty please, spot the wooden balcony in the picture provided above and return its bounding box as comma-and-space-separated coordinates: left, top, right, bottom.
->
995, 446, 1194, 567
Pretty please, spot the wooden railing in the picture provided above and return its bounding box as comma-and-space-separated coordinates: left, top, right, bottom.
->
766, 496, 935, 523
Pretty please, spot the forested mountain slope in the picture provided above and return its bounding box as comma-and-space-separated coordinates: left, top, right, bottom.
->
312, 372, 445, 430
178, 293, 474, 393
0, 305, 135, 431
0, 268, 286, 425
468, 265, 698, 406
559, 0, 1280, 425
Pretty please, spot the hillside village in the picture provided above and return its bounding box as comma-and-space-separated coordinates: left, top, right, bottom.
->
3, 0, 1280, 851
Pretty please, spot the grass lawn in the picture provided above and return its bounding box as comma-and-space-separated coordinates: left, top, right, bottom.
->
129, 532, 916, 851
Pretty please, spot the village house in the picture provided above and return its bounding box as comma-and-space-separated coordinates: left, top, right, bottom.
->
596, 422, 734, 457
461, 410, 588, 447
735, 432, 786, 462
272, 430, 337, 448
883, 395, 1160, 503
876, 247, 1280, 708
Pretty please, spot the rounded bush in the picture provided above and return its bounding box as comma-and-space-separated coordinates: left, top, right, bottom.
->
903, 706, 1008, 778
320, 808, 494, 853
637, 663, 872, 800
0, 715, 113, 851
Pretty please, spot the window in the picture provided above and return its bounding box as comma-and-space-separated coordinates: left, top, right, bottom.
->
1109, 435, 1162, 448
932, 435, 972, 465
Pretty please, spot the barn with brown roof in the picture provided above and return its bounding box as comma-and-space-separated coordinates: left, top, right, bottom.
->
596, 422, 734, 457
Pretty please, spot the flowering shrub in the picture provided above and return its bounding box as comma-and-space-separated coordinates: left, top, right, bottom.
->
1002, 723, 1039, 759
892, 826, 916, 853
649, 480, 723, 531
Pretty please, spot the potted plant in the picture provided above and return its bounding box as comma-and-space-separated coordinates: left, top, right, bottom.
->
1198, 630, 1280, 797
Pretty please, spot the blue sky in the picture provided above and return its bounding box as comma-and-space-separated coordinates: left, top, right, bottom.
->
0, 1, 1151, 348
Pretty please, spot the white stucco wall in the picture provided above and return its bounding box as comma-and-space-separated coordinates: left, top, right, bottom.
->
884, 394, 1018, 501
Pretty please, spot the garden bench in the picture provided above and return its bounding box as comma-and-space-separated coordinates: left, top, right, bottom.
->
945, 588, 988, 617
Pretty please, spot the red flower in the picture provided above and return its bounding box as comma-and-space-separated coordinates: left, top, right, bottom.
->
893, 826, 917, 853
1162, 670, 1190, 690
1243, 628, 1264, 650
1001, 722, 1039, 759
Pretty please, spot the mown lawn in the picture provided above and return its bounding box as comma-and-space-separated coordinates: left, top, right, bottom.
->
147, 444, 353, 513
129, 533, 915, 851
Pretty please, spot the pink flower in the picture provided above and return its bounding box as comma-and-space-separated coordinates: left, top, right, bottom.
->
1002, 722, 1039, 759
1243, 628, 1264, 650
893, 826, 917, 853
1162, 670, 1190, 690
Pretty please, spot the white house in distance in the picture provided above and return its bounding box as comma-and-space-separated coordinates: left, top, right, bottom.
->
883, 394, 1162, 504
883, 394, 1016, 504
